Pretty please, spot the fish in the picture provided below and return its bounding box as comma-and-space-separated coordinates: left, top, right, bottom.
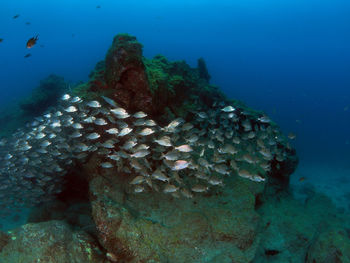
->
181, 188, 193, 198
13, 14, 20, 19
172, 160, 190, 170
86, 101, 101, 108
0, 38, 3, 43
64, 106, 77, 113
106, 128, 119, 135
133, 111, 147, 118
134, 185, 145, 193
121, 140, 137, 150
162, 150, 180, 161
208, 177, 224, 186
191, 185, 208, 193
86, 132, 100, 140
61, 94, 71, 100
152, 170, 170, 182
174, 145, 193, 152
101, 162, 113, 168
101, 140, 115, 149
70, 131, 82, 138
72, 123, 83, 129
24, 53, 31, 58
83, 116, 95, 123
0, 88, 289, 215
186, 134, 199, 144
163, 184, 179, 193
35, 133, 46, 139
154, 136, 172, 147
144, 119, 157, 126
221, 106, 235, 112
40, 140, 51, 147
129, 176, 145, 185
131, 149, 150, 158
258, 115, 271, 123
118, 127, 133, 137
163, 118, 184, 131
139, 128, 155, 136
94, 118, 108, 126
182, 123, 194, 131
288, 133, 296, 140
197, 112, 207, 118
70, 96, 82, 103
26, 35, 39, 48
110, 107, 127, 115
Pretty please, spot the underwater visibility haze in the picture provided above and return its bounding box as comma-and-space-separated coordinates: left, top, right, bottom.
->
0, 0, 350, 262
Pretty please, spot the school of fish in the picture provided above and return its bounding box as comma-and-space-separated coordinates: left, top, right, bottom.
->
0, 93, 291, 212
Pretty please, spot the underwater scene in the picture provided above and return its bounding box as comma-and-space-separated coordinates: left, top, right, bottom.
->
0, 0, 350, 262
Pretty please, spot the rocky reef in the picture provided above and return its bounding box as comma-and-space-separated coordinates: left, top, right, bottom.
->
0, 74, 68, 137
1, 33, 349, 263
19, 74, 68, 116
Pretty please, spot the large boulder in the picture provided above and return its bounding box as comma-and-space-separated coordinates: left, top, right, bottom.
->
0, 220, 106, 263
306, 229, 350, 263
88, 167, 263, 263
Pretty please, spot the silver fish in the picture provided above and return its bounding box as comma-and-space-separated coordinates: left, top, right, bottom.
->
64, 106, 77, 113
61, 94, 70, 100
154, 136, 172, 147
118, 127, 133, 137
94, 118, 107, 126
106, 128, 119, 135
133, 111, 147, 118
139, 128, 155, 136
86, 132, 100, 140
86, 101, 101, 108
175, 145, 193, 152
102, 96, 117, 107
131, 149, 150, 158
172, 160, 190, 170
101, 162, 113, 168
221, 106, 235, 112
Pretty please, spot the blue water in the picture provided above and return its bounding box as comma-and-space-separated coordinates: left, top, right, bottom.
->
1, 0, 350, 209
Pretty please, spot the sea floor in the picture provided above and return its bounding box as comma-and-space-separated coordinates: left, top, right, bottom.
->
291, 159, 350, 213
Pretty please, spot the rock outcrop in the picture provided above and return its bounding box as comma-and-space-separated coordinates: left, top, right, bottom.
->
0, 220, 106, 263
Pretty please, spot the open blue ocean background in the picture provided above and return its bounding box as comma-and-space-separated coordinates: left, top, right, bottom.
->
1, 0, 349, 215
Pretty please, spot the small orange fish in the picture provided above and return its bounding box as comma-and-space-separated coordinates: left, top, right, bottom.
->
26, 35, 39, 48
299, 177, 305, 182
